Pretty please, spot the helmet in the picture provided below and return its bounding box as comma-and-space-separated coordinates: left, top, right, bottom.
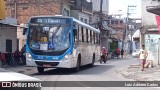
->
102, 47, 105, 49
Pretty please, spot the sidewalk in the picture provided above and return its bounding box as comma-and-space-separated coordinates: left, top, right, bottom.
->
116, 64, 160, 81
1, 64, 36, 74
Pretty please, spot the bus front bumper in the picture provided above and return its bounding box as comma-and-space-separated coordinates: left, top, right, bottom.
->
26, 58, 73, 68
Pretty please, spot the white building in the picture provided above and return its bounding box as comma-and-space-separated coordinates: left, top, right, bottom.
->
0, 18, 18, 53
142, 0, 160, 65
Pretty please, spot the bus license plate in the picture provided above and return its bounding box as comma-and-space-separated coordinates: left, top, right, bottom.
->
43, 64, 51, 67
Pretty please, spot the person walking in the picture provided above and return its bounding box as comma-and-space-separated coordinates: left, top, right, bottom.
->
121, 49, 124, 58
138, 45, 148, 71
116, 48, 120, 59
100, 47, 107, 63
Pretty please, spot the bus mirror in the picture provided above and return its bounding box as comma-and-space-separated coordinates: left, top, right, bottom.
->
22, 28, 27, 35
73, 29, 77, 36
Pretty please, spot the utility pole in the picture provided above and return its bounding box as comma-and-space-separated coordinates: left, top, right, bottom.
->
122, 5, 136, 54
122, 5, 129, 51
99, 0, 108, 50
100, 0, 103, 27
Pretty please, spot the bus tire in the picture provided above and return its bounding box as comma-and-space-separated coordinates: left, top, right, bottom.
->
37, 67, 44, 73
73, 55, 81, 72
0, 59, 2, 67
89, 54, 95, 67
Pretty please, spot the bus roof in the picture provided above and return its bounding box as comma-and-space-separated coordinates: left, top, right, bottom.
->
29, 15, 100, 34
73, 18, 100, 34
30, 15, 71, 19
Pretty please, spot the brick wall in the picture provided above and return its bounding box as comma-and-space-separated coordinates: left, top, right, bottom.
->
6, 0, 62, 24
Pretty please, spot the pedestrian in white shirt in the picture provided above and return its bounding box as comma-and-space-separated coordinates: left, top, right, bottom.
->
138, 45, 148, 71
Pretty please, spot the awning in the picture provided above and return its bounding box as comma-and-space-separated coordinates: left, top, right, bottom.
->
146, 6, 160, 15
0, 23, 19, 27
132, 29, 140, 39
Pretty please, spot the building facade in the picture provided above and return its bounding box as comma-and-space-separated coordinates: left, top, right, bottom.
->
0, 23, 17, 53
92, 0, 109, 15
141, 0, 160, 65
70, 0, 92, 24
104, 17, 125, 52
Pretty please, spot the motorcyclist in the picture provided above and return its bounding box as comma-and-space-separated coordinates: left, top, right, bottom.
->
100, 47, 107, 63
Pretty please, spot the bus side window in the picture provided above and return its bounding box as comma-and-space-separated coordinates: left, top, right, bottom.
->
79, 26, 82, 42
73, 23, 77, 42
77, 25, 79, 41
97, 34, 99, 45
90, 30, 92, 44
93, 32, 95, 44
88, 29, 90, 43
83, 28, 86, 42
73, 29, 77, 42
96, 33, 98, 44
81, 27, 84, 42
86, 29, 88, 43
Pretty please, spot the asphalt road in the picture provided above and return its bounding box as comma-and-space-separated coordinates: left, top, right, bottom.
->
21, 58, 159, 90
3, 57, 159, 90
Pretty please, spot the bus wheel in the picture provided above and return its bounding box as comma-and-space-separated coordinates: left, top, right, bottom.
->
73, 59, 81, 72
37, 67, 44, 73
76, 60, 81, 72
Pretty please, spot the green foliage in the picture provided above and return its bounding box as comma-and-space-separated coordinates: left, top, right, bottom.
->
110, 42, 117, 52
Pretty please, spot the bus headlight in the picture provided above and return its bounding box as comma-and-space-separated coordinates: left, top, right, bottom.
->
26, 53, 32, 61
64, 55, 69, 60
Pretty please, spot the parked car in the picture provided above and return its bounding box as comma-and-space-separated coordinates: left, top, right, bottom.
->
132, 49, 139, 58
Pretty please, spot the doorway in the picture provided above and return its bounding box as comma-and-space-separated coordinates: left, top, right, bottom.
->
6, 39, 12, 52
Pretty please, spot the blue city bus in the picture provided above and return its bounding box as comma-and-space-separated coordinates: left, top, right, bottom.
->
24, 16, 100, 73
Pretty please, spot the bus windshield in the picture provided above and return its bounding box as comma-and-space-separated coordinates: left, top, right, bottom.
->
28, 23, 71, 54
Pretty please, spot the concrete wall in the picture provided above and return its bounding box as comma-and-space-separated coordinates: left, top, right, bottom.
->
92, 0, 109, 15
70, 10, 80, 19
145, 34, 160, 66
0, 24, 17, 53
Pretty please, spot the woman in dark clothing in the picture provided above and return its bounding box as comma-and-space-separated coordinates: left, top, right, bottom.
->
121, 49, 124, 58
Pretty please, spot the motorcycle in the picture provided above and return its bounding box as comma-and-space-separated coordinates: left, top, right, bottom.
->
100, 54, 107, 63
17, 51, 26, 65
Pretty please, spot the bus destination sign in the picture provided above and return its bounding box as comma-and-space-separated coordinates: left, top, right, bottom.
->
31, 18, 68, 24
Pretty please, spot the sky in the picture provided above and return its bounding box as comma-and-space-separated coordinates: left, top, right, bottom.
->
109, 0, 141, 18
